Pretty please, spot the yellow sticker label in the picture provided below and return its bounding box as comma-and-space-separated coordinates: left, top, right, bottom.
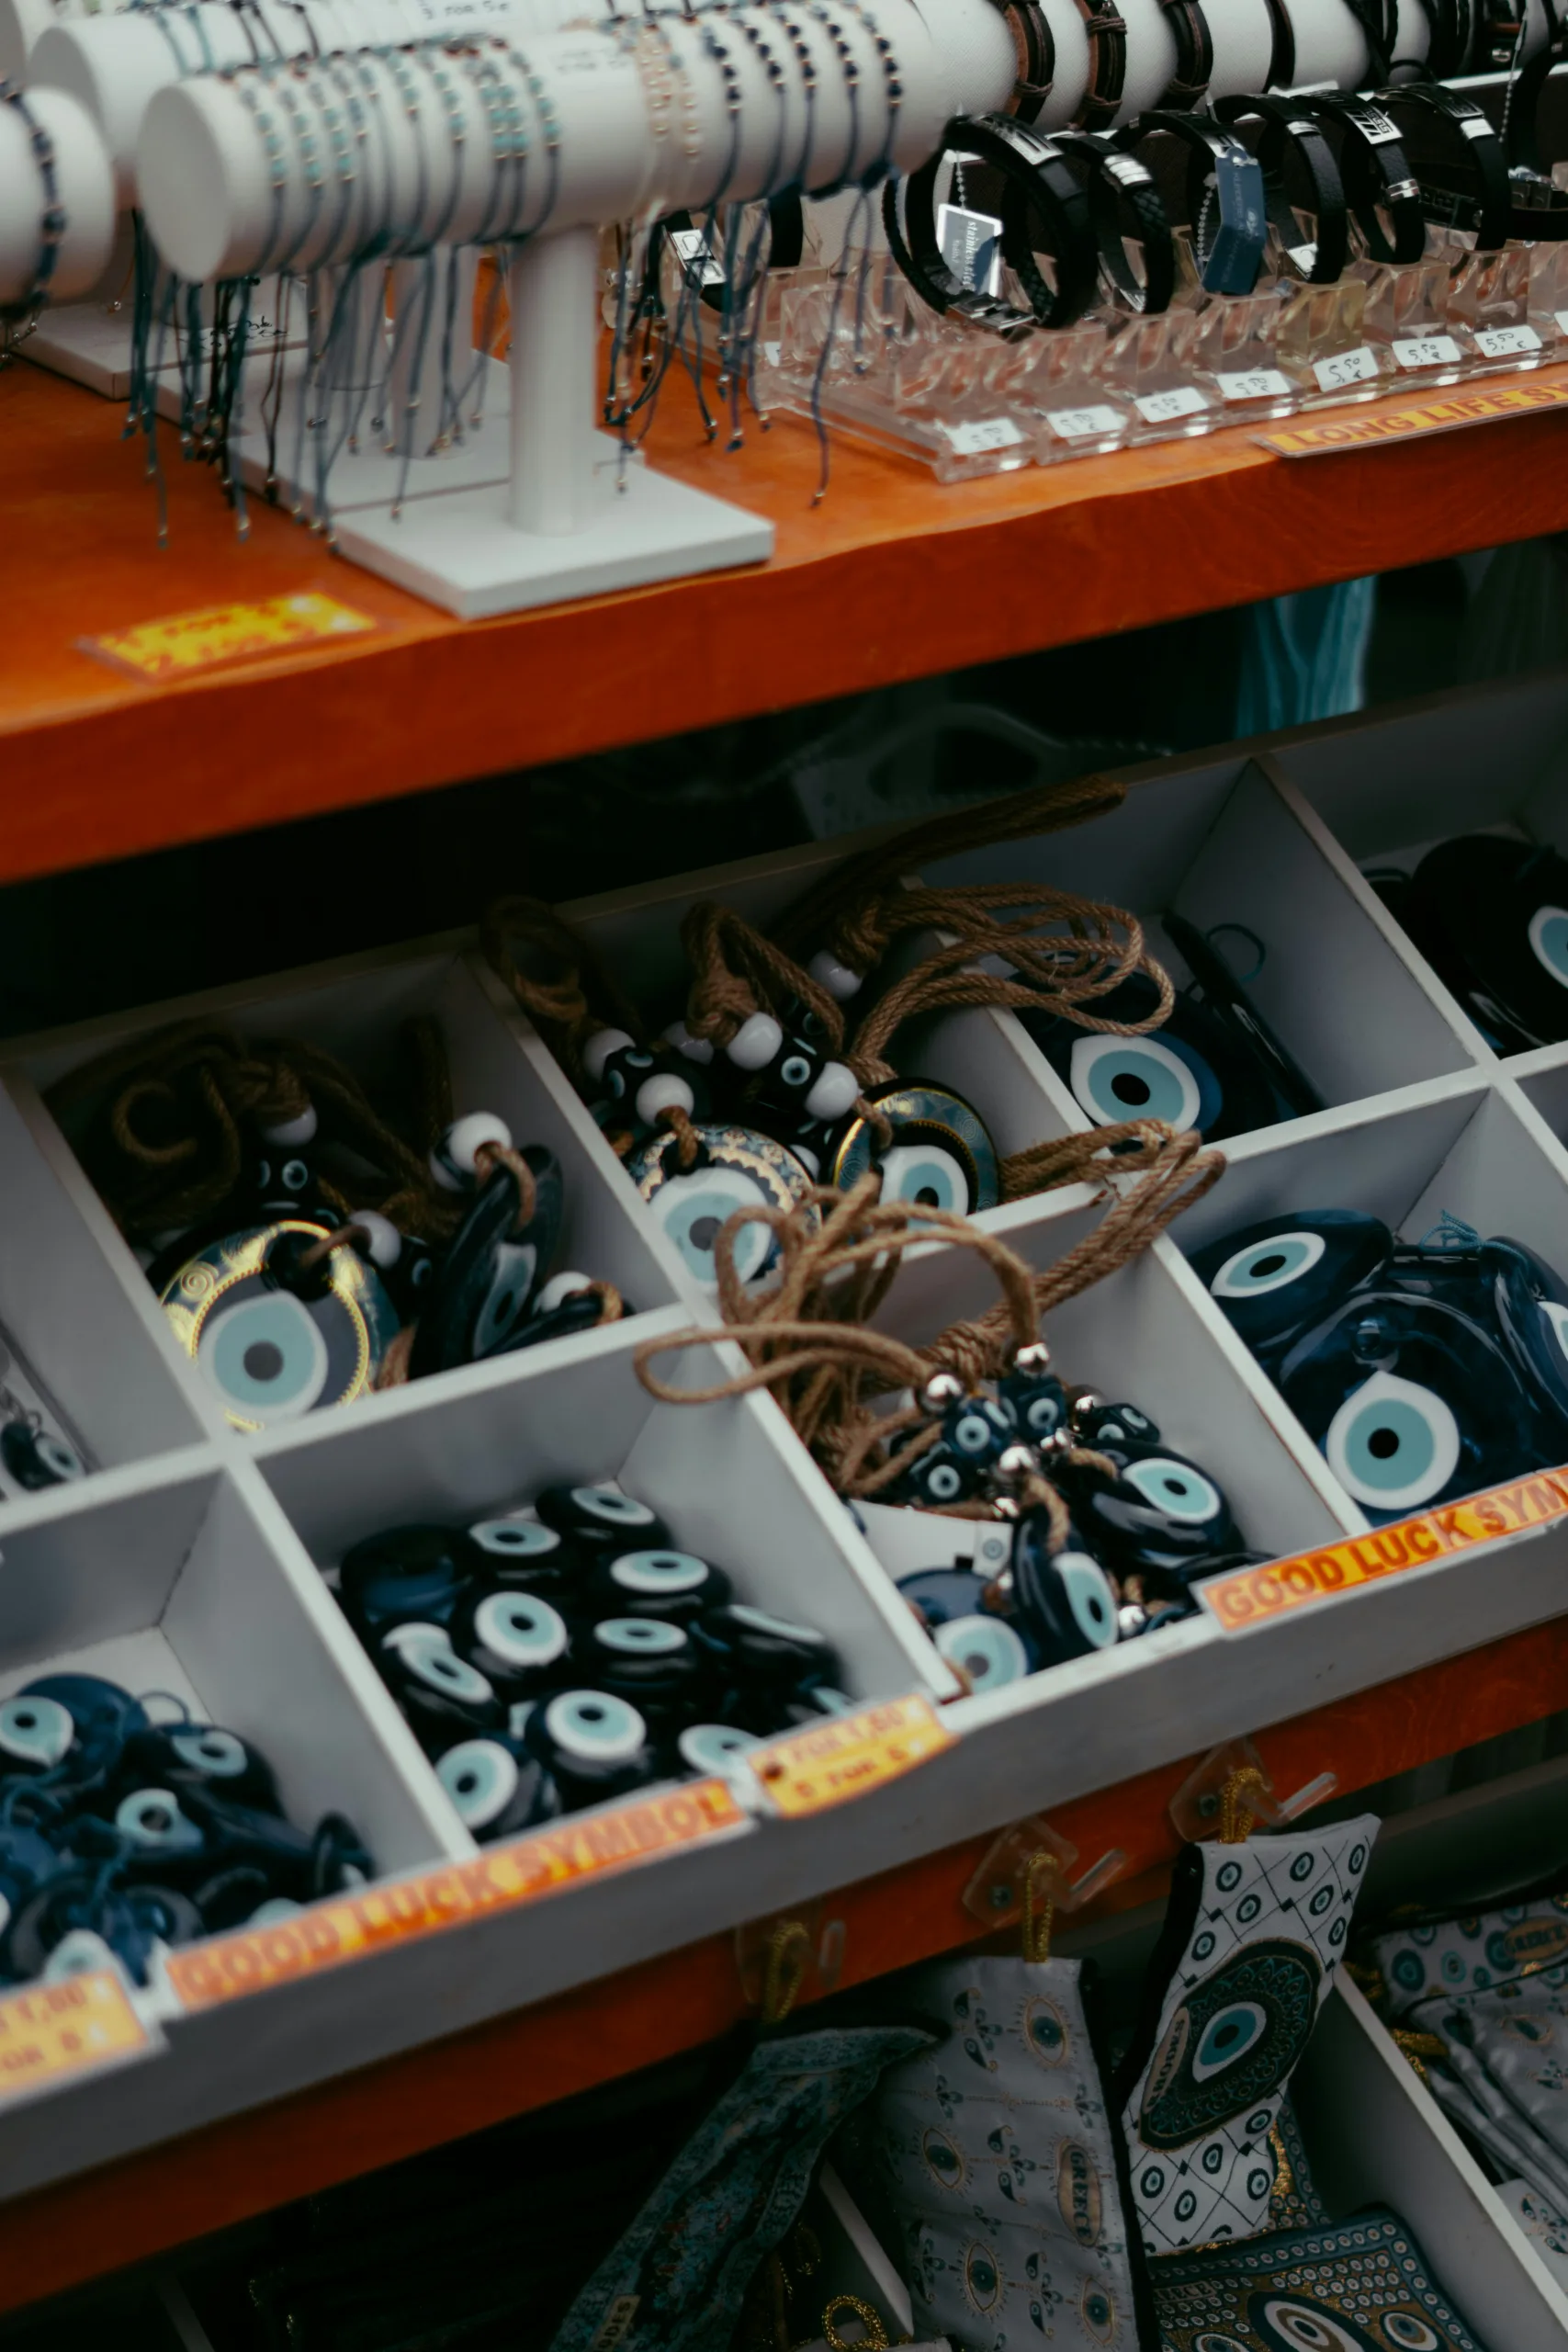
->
167, 1779, 746, 2012
750, 1693, 954, 1817
1201, 1465, 1568, 1632
0, 1971, 153, 2105
1260, 378, 1568, 458
85, 592, 378, 682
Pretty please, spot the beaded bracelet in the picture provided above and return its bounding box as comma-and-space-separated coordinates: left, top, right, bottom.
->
0, 80, 65, 334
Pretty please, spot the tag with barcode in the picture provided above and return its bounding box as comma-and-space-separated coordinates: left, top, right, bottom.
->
936, 202, 1003, 298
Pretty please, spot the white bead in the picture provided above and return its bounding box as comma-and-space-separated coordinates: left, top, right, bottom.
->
430, 1111, 513, 1190
726, 1012, 783, 1071
582, 1027, 636, 1085
260, 1103, 318, 1147
664, 1020, 715, 1067
535, 1271, 592, 1313
635, 1070, 695, 1125
351, 1210, 402, 1270
808, 950, 863, 1001
804, 1061, 859, 1122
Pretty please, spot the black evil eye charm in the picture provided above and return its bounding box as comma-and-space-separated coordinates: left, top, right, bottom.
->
581, 1030, 657, 1115
1011, 1513, 1120, 1663
338, 1524, 477, 1641
524, 1688, 658, 1806
590, 1548, 732, 1623
744, 1031, 861, 1136
692, 1603, 838, 1690
0, 1421, 85, 1491
1071, 1397, 1160, 1452
999, 1348, 1069, 1445
435, 1733, 560, 1841
626, 1123, 818, 1295
1409, 835, 1568, 1053
450, 1588, 571, 1700
14, 1675, 148, 1781
112, 1788, 210, 1878
887, 1436, 987, 1510
1058, 1447, 1247, 1589
160, 1220, 399, 1431
829, 1081, 1000, 1216
410, 1146, 564, 1376
580, 1617, 705, 1714
941, 1390, 1018, 1470
115, 1724, 280, 1815
675, 1722, 761, 1783
1482, 1235, 1568, 1449
466, 1515, 579, 1594
1190, 1210, 1391, 1368
1022, 970, 1282, 1143
896, 1566, 996, 1631
897, 1572, 1040, 1692
377, 1623, 503, 1748
536, 1484, 671, 1555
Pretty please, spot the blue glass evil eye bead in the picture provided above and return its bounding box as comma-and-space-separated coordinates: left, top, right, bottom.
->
829, 1081, 1000, 1216
691, 1603, 837, 1690
675, 1722, 761, 1784
376, 1622, 504, 1751
1010, 1513, 1120, 1662
1190, 1210, 1392, 1368
536, 1484, 671, 1555
589, 1548, 732, 1623
435, 1733, 561, 1841
4, 1874, 203, 1987
896, 1568, 1040, 1693
450, 1588, 571, 1702
1071, 1397, 1160, 1453
0, 1422, 85, 1491
1056, 1443, 1247, 1589
466, 1515, 580, 1596
626, 1122, 818, 1295
160, 1218, 400, 1430
579, 1617, 705, 1715
999, 1347, 1070, 1445
10, 1676, 149, 1783
114, 1724, 281, 1816
887, 1435, 988, 1510
524, 1688, 659, 1808
1408, 835, 1568, 1053
1021, 972, 1274, 1142
338, 1524, 477, 1642
410, 1145, 564, 1376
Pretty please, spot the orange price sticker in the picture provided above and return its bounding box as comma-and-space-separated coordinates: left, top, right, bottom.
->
85, 592, 378, 683
1201, 1464, 1568, 1634
1259, 377, 1568, 458
0, 1971, 156, 2109
167, 1778, 746, 2013
750, 1693, 954, 1818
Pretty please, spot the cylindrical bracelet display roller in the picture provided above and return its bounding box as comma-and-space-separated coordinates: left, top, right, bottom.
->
1048, 126, 1174, 313
1114, 107, 1266, 297
1156, 0, 1213, 108
888, 110, 1097, 328
1381, 79, 1512, 251
1300, 91, 1426, 266
1214, 91, 1348, 285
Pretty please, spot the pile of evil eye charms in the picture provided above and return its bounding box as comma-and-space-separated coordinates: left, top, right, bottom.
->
336, 1484, 851, 1839
0, 1675, 372, 1989
154, 1106, 612, 1433
579, 995, 1001, 1300
1375, 833, 1568, 1054
889, 1351, 1264, 1695
1193, 1209, 1568, 1522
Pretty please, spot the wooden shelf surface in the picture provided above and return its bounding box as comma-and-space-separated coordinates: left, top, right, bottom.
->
4, 355, 1568, 886
0, 1611, 1562, 2322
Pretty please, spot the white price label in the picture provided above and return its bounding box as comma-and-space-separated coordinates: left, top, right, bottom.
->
1133, 385, 1209, 425
1044, 403, 1122, 442
1474, 323, 1542, 359
1215, 368, 1293, 402
941, 416, 1025, 456
1313, 345, 1380, 393
1392, 334, 1462, 369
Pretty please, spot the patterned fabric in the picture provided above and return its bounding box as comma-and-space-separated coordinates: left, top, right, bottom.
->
1412, 1962, 1568, 2181
1372, 1890, 1568, 2018
1117, 1819, 1378, 2256
1151, 2209, 1489, 2351
548, 2023, 933, 2352
845, 1956, 1151, 2350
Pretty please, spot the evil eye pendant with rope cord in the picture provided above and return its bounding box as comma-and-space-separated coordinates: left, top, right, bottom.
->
625, 1121, 818, 1295
1010, 1510, 1121, 1662
1190, 1211, 1392, 1369
410, 1145, 563, 1376
828, 1080, 1000, 1215
160, 1218, 400, 1431
581, 1027, 713, 1135
1021, 970, 1275, 1143
1055, 1442, 1250, 1591
1404, 834, 1568, 1053
434, 1730, 561, 1842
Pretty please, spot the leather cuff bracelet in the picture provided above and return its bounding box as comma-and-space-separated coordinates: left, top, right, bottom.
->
1406, 0, 1472, 77
999, 0, 1056, 124
887, 114, 1098, 329
1382, 80, 1511, 250
1069, 0, 1128, 132
1214, 93, 1348, 285
0, 82, 64, 329
1050, 127, 1175, 312
1156, 0, 1214, 108
1115, 109, 1266, 296
1302, 93, 1427, 266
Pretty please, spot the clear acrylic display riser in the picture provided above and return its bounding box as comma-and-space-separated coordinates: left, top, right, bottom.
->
8, 674, 1568, 2199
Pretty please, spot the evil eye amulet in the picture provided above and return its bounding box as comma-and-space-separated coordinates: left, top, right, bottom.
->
886, 1436, 987, 1510
1072, 1398, 1160, 1452
588, 1547, 732, 1623
239, 1148, 324, 1223
999, 1364, 1069, 1444
4, 1873, 203, 1987
1190, 1210, 1392, 1369
579, 1617, 706, 1714
466, 1514, 581, 1595
829, 1081, 1000, 1216
1022, 972, 1275, 1143
896, 1567, 1039, 1694
410, 1145, 564, 1376
160, 1220, 400, 1431
4, 1676, 148, 1783
338, 1523, 478, 1641
536, 1484, 671, 1555
1055, 1450, 1245, 1590
626, 1123, 817, 1295
674, 1722, 761, 1783
1010, 1514, 1120, 1661
114, 1724, 280, 1816
435, 1732, 561, 1841
1409, 834, 1568, 1052
940, 1392, 1018, 1470
691, 1602, 838, 1690
450, 1588, 572, 1701
376, 1622, 504, 1749
524, 1688, 659, 1806
0, 1422, 85, 1491
741, 1033, 860, 1135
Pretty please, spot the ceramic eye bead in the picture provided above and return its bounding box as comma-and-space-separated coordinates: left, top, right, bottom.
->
663, 1020, 716, 1068
338, 1523, 476, 1640
524, 1687, 659, 1807
941, 1392, 1017, 1468
590, 1548, 732, 1623
579, 1617, 706, 1714
377, 1622, 504, 1750
887, 1436, 987, 1510
1010, 1512, 1121, 1664
435, 1732, 561, 1841
450, 1588, 572, 1701
723, 1012, 784, 1073
582, 1030, 660, 1118
0, 1423, 85, 1491
674, 1722, 761, 1784
998, 1365, 1069, 1445
1072, 1397, 1160, 1451
430, 1112, 514, 1193
465, 1516, 581, 1594
349, 1209, 403, 1271
746, 1030, 860, 1133
535, 1483, 672, 1554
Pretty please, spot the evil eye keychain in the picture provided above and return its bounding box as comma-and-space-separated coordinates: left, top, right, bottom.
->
412, 1126, 564, 1375
625, 1120, 818, 1295
829, 1080, 1001, 1216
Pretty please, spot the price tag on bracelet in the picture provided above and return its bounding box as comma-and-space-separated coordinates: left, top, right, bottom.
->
1473, 323, 1542, 359
1215, 368, 1292, 403
1133, 385, 1209, 425
749, 1694, 954, 1817
1392, 334, 1462, 370
1313, 345, 1381, 393
1044, 403, 1122, 441
941, 416, 1025, 457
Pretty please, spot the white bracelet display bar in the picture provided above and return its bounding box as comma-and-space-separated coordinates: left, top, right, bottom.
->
136, 0, 1016, 615
0, 82, 113, 316
0, 0, 130, 86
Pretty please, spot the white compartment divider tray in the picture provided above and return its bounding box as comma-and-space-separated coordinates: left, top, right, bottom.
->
2, 677, 1568, 2199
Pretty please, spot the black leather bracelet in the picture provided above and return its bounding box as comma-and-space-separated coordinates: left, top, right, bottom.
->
0, 81, 65, 330
1261, 0, 1296, 91
1115, 109, 1267, 297
1381, 80, 1512, 251
1301, 92, 1427, 265
1049, 127, 1176, 313
1401, 0, 1472, 76
1156, 0, 1214, 107
887, 115, 1098, 329
1215, 93, 1349, 285
998, 0, 1056, 124
1069, 0, 1129, 132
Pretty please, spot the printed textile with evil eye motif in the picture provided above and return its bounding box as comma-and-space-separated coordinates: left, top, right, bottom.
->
160, 1219, 400, 1432
829, 1081, 1000, 1216
1404, 833, 1568, 1055
1151, 2207, 1487, 2352
1114, 1817, 1377, 2256
626, 1123, 817, 1296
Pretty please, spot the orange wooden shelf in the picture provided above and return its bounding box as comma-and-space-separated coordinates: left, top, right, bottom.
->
1, 1612, 1563, 2322
3, 354, 1568, 887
